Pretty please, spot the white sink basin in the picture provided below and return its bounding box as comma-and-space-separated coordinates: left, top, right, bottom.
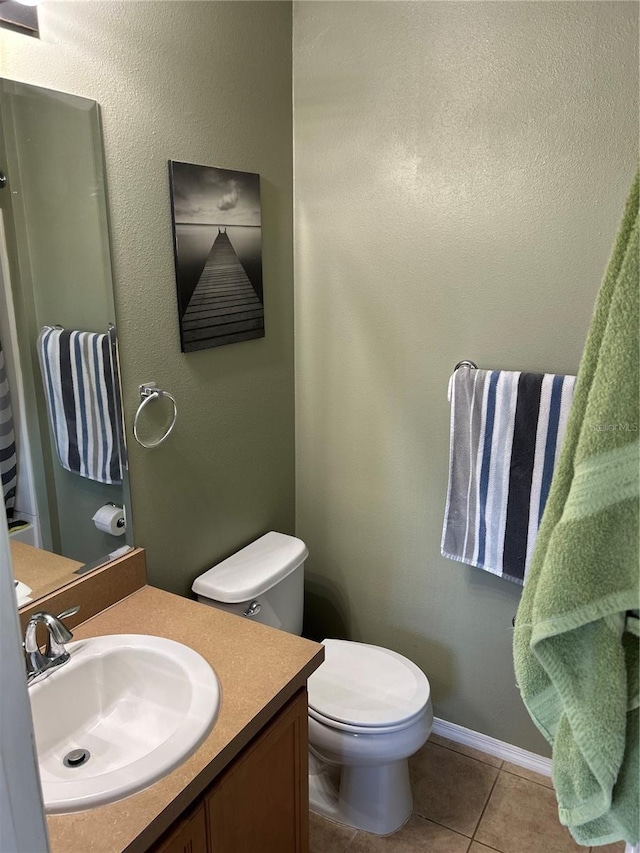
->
29, 634, 220, 813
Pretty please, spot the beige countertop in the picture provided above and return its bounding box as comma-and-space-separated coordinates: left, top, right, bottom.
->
11, 540, 84, 603
45, 585, 324, 853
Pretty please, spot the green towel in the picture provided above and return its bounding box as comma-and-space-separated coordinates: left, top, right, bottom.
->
513, 170, 639, 848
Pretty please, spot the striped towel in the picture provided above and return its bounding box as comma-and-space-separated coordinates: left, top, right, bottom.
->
37, 326, 123, 485
0, 340, 17, 518
441, 365, 576, 584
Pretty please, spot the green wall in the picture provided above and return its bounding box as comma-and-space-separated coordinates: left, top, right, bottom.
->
293, 1, 638, 753
3, 0, 638, 754
1, 1, 295, 595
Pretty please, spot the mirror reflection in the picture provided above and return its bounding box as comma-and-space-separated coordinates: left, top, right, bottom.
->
0, 79, 133, 605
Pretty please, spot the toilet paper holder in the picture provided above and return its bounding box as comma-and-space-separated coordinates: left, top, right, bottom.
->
133, 382, 178, 449
93, 502, 126, 535
107, 503, 125, 532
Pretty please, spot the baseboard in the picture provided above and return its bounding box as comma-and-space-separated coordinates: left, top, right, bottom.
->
432, 717, 552, 777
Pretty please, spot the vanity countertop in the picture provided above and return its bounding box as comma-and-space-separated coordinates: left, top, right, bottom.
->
11, 540, 84, 603
45, 585, 324, 853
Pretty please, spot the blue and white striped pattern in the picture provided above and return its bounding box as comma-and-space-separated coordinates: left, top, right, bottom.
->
37, 327, 122, 485
0, 340, 17, 518
441, 365, 576, 584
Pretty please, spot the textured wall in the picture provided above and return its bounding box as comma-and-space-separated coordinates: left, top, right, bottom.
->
294, 1, 638, 752
1, 1, 295, 595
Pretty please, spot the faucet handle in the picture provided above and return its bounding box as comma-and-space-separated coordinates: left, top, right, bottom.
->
56, 605, 80, 622
45, 606, 80, 656
24, 607, 79, 685
25, 611, 68, 650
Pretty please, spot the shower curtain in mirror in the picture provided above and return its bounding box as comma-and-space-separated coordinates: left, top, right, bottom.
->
0, 339, 17, 521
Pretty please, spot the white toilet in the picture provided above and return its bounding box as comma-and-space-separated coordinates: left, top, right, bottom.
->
192, 531, 433, 836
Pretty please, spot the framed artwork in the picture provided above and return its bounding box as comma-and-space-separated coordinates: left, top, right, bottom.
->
168, 161, 264, 352
0, 1, 39, 36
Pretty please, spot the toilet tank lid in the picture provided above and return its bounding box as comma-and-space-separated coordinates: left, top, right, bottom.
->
191, 532, 308, 603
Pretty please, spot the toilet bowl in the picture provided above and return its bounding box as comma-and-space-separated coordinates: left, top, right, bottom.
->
307, 638, 432, 835
191, 532, 432, 836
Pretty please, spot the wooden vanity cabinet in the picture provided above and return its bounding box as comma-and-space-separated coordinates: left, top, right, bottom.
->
152, 689, 309, 853
153, 803, 207, 853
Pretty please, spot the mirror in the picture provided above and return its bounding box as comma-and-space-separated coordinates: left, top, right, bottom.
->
0, 79, 133, 605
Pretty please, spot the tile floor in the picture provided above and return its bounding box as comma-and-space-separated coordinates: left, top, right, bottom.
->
309, 734, 626, 853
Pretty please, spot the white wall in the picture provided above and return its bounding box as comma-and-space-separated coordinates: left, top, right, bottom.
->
294, 0, 638, 752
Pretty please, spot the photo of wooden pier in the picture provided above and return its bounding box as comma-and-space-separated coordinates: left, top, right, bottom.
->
169, 161, 264, 352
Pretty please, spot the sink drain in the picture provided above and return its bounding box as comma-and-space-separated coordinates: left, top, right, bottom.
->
63, 748, 91, 768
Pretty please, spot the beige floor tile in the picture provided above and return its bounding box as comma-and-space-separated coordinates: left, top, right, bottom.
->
347, 814, 470, 852
409, 742, 499, 836
469, 844, 501, 852
309, 811, 357, 853
475, 771, 590, 853
428, 733, 503, 768
501, 761, 554, 789
589, 844, 625, 853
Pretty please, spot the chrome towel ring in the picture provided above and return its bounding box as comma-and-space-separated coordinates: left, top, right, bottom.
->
133, 383, 178, 449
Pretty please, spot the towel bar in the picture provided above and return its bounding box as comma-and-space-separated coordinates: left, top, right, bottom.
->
453, 360, 478, 372
133, 382, 178, 449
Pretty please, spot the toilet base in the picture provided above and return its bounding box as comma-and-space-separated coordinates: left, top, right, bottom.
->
309, 750, 413, 836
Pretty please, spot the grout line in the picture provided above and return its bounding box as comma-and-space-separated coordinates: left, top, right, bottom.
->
500, 766, 555, 791
341, 819, 359, 853
343, 832, 356, 853
430, 736, 505, 770
412, 812, 473, 845
428, 739, 505, 772
411, 810, 479, 841
470, 766, 502, 844
410, 744, 504, 839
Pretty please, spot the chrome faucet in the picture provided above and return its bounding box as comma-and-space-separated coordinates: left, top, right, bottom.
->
24, 606, 79, 686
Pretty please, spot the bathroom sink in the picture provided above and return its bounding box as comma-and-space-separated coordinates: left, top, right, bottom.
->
28, 634, 220, 813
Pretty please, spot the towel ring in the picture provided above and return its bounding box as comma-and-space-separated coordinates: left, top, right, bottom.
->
133, 383, 178, 449
454, 360, 478, 372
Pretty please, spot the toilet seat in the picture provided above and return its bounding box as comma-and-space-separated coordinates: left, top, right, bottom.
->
308, 705, 427, 735
308, 639, 430, 730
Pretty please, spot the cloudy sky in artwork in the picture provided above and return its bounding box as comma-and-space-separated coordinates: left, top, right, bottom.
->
171, 162, 261, 226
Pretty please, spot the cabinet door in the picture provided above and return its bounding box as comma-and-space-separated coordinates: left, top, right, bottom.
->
152, 802, 207, 853
206, 688, 309, 853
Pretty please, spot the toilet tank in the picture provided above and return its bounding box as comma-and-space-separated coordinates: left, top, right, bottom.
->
191, 531, 308, 635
